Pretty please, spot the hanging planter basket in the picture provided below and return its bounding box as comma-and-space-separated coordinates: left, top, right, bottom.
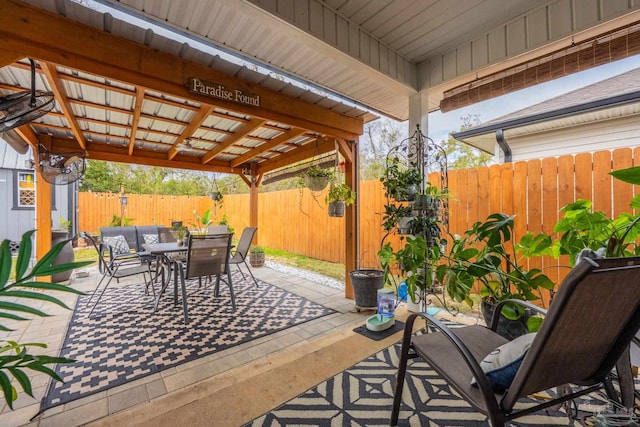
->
328, 201, 345, 217
304, 175, 330, 191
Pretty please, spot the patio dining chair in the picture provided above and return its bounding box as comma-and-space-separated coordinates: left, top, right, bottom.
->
175, 233, 236, 323
229, 227, 258, 287
80, 232, 154, 317
391, 256, 640, 427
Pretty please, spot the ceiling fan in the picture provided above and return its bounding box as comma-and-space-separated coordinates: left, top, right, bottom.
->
0, 59, 55, 133
38, 144, 87, 186
175, 137, 194, 152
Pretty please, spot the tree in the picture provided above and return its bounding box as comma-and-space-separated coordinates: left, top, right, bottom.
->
359, 117, 406, 181
438, 114, 493, 170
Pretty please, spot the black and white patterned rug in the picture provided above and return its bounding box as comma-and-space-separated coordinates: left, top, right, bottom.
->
247, 321, 624, 426
40, 272, 335, 412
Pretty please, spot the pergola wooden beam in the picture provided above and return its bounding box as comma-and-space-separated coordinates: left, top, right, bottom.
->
256, 138, 337, 175
128, 86, 145, 155
167, 105, 214, 160
40, 61, 87, 150
50, 137, 232, 173
0, 51, 22, 68
0, 0, 362, 140
14, 125, 39, 148
231, 127, 306, 168
201, 118, 266, 164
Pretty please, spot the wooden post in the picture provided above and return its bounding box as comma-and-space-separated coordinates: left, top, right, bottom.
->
249, 173, 262, 244
35, 135, 52, 263
339, 139, 358, 300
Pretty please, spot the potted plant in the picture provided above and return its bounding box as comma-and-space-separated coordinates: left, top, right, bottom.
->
382, 204, 412, 234
175, 226, 187, 246
190, 209, 214, 235
439, 213, 554, 339
380, 156, 422, 202
303, 165, 333, 192
325, 183, 356, 217
250, 245, 266, 267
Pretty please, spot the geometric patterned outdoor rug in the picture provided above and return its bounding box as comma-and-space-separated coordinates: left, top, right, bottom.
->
40, 272, 335, 413
247, 320, 622, 426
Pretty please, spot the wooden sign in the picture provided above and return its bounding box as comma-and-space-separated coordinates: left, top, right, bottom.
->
189, 77, 260, 107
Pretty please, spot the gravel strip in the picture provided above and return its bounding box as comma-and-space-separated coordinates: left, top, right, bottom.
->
265, 260, 345, 291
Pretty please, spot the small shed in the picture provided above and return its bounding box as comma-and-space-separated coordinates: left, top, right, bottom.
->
0, 141, 75, 248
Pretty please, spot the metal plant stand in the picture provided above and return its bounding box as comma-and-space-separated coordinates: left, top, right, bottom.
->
381, 124, 457, 315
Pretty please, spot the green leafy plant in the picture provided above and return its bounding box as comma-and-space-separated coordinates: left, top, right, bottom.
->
439, 213, 555, 321
553, 197, 640, 265
58, 216, 72, 232
190, 209, 214, 234
380, 157, 422, 201
325, 183, 356, 205
381, 204, 412, 232
175, 226, 188, 240
250, 245, 265, 254
218, 214, 234, 235
108, 215, 133, 227
0, 230, 92, 409
304, 165, 333, 179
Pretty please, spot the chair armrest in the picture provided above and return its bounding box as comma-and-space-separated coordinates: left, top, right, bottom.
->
403, 312, 502, 415
490, 299, 547, 333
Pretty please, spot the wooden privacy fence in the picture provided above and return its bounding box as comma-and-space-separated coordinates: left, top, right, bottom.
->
78, 147, 640, 287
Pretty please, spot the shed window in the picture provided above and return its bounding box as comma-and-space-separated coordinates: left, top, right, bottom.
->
17, 172, 35, 207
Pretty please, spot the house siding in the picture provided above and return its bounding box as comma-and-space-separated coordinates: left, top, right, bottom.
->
505, 114, 640, 161
0, 144, 72, 242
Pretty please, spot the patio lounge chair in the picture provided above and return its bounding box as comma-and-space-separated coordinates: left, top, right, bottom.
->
391, 256, 640, 427
176, 233, 236, 323
81, 232, 154, 317
229, 227, 258, 287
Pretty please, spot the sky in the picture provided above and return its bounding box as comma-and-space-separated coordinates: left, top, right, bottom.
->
427, 55, 640, 144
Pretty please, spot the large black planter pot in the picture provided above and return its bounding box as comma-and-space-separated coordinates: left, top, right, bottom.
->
350, 269, 384, 310
481, 300, 532, 341
51, 230, 74, 283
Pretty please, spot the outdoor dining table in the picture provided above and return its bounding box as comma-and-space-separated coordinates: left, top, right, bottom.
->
143, 239, 235, 323
143, 241, 189, 317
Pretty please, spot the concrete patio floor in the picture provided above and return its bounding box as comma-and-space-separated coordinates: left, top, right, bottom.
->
2, 264, 420, 427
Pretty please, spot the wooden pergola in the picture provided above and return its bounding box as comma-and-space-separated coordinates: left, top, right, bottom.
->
0, 0, 374, 298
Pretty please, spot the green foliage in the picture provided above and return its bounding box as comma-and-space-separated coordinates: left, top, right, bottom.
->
439, 114, 493, 170
381, 204, 412, 232
218, 214, 234, 235
108, 215, 134, 227
440, 213, 554, 320
380, 157, 422, 201
0, 231, 92, 409
59, 216, 71, 232
610, 166, 640, 185
553, 197, 640, 264
190, 209, 214, 234
250, 245, 265, 254
304, 165, 333, 179
325, 183, 356, 205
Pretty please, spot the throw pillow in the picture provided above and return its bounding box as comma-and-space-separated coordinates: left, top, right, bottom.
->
103, 235, 131, 255
471, 332, 536, 393
143, 234, 159, 245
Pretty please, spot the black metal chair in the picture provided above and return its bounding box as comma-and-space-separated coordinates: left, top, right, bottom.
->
81, 232, 154, 317
390, 256, 640, 426
175, 233, 235, 323
229, 227, 258, 287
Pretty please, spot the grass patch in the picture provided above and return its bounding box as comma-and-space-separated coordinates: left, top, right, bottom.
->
264, 248, 345, 281
73, 247, 98, 265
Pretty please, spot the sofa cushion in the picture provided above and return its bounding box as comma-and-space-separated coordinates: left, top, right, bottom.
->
103, 235, 131, 255
101, 226, 138, 252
